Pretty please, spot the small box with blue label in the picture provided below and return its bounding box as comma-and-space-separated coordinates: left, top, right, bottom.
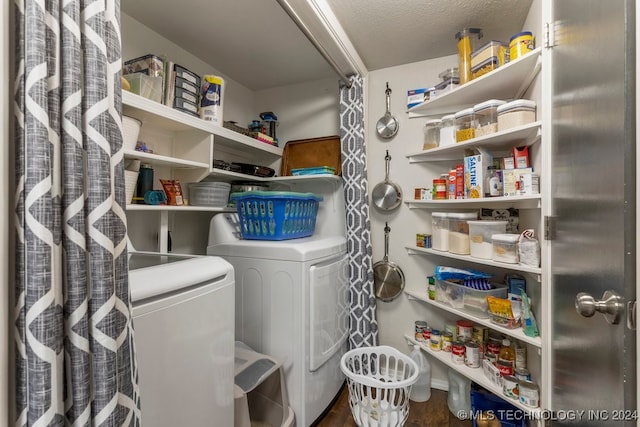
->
407, 88, 432, 109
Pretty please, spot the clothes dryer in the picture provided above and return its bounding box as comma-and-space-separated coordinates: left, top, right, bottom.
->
207, 213, 349, 427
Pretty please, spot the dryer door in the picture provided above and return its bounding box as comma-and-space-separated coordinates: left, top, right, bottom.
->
309, 253, 349, 372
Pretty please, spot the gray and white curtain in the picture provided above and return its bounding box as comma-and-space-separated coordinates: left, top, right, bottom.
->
340, 75, 378, 349
14, 0, 141, 425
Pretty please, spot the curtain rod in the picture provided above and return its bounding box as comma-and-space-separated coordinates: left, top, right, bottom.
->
275, 0, 353, 88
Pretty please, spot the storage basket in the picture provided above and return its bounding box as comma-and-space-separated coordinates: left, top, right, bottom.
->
340, 345, 419, 427
230, 191, 322, 240
189, 182, 231, 207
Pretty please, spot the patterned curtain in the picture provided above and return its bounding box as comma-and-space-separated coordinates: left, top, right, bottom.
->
14, 0, 141, 425
339, 75, 378, 349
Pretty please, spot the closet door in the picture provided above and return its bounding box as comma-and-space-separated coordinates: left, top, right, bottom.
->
549, 0, 636, 422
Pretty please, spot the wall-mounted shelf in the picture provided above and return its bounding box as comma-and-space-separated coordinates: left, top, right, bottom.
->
405, 194, 541, 210
407, 48, 542, 118
126, 204, 236, 212
406, 246, 542, 277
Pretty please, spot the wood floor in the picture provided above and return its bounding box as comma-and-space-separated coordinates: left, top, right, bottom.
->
315, 385, 472, 427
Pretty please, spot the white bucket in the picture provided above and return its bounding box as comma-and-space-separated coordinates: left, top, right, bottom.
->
125, 170, 139, 204
199, 75, 224, 125
123, 116, 142, 151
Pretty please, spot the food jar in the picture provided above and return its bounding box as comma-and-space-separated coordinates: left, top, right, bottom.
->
455, 28, 483, 85
448, 212, 478, 255
473, 99, 506, 137
439, 114, 456, 146
423, 119, 441, 150
492, 233, 521, 263
431, 212, 450, 251
509, 31, 534, 61
454, 108, 476, 142
497, 99, 537, 131
468, 220, 508, 259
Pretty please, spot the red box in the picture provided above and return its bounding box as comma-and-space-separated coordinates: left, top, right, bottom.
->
455, 164, 465, 199
513, 146, 529, 168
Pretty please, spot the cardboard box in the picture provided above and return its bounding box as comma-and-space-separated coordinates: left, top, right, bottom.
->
502, 168, 533, 196
513, 146, 530, 168
464, 148, 493, 198
407, 88, 432, 109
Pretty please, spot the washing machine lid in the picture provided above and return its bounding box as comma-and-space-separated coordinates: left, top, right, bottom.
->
206, 235, 346, 261
129, 252, 233, 302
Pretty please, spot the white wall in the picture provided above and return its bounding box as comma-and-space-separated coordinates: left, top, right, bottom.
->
366, 54, 460, 390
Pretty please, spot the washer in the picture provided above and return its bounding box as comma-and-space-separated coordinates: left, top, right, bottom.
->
207, 213, 349, 427
129, 252, 235, 427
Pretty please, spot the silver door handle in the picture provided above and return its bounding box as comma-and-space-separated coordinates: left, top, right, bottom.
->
575, 290, 624, 325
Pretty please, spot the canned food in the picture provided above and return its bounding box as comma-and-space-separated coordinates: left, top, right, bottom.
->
430, 329, 442, 351
457, 320, 474, 342
444, 323, 457, 340
452, 340, 466, 364
415, 321, 428, 341
472, 326, 488, 345
514, 368, 531, 381
422, 326, 432, 341
518, 380, 540, 408
442, 332, 453, 352
465, 342, 480, 368
487, 336, 502, 355
497, 360, 514, 377
509, 31, 534, 61
502, 375, 520, 400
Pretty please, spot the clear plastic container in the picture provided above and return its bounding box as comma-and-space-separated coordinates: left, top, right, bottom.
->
439, 114, 456, 146
454, 108, 476, 142
431, 212, 450, 252
468, 220, 508, 259
423, 119, 441, 150
455, 28, 483, 85
471, 41, 506, 68
474, 99, 506, 137
492, 233, 521, 263
448, 212, 478, 255
438, 67, 459, 81
497, 99, 537, 131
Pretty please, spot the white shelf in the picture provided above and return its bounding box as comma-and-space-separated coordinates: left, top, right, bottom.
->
126, 204, 235, 212
124, 149, 210, 169
404, 289, 542, 347
122, 91, 283, 159
406, 121, 541, 163
407, 48, 542, 117
405, 194, 541, 210
406, 246, 542, 276
404, 333, 542, 415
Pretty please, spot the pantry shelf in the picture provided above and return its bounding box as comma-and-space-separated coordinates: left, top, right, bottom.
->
405, 246, 542, 276
406, 121, 541, 163
404, 289, 542, 348
124, 149, 210, 169
125, 204, 236, 212
407, 48, 542, 118
404, 333, 541, 415
405, 194, 541, 210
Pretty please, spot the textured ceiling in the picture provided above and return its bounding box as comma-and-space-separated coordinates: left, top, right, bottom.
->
122, 0, 534, 91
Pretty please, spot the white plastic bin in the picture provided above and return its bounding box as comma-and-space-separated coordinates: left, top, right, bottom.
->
432, 212, 450, 251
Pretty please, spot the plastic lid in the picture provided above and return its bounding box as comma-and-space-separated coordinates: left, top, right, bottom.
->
467, 220, 508, 225
448, 212, 477, 219
509, 31, 533, 42
473, 99, 506, 113
454, 107, 474, 119
497, 99, 537, 114
431, 212, 449, 218
502, 338, 511, 346
492, 233, 520, 243
441, 114, 455, 121
470, 56, 500, 71
471, 40, 506, 58
425, 119, 442, 126
455, 28, 483, 41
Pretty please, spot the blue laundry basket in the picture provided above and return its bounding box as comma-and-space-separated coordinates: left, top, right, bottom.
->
230, 191, 323, 240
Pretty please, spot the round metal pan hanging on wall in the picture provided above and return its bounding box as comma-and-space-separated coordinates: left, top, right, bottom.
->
372, 150, 402, 211
376, 82, 399, 139
373, 222, 405, 302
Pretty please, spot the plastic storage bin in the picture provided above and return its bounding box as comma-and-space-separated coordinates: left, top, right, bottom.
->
431, 212, 450, 251
448, 212, 478, 255
439, 114, 456, 146
423, 119, 441, 150
340, 345, 419, 427
470, 384, 525, 427
230, 191, 322, 240
435, 279, 508, 317
471, 56, 500, 79
471, 40, 506, 69
468, 220, 508, 259
189, 182, 231, 207
492, 233, 521, 263
497, 99, 537, 131
473, 99, 506, 137
456, 28, 483, 85
124, 72, 163, 103
454, 108, 476, 142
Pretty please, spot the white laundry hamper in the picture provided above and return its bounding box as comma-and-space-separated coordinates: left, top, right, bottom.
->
340, 345, 419, 427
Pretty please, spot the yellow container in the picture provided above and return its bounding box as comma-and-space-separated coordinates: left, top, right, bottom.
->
455, 28, 483, 85
509, 31, 534, 61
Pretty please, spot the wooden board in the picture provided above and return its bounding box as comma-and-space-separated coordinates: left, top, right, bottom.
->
280, 135, 342, 176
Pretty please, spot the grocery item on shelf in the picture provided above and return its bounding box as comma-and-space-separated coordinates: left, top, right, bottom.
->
497, 99, 537, 131
471, 40, 508, 70
423, 119, 441, 149
431, 212, 450, 251
518, 229, 541, 267
439, 114, 456, 146
455, 28, 483, 85
509, 31, 535, 61
448, 212, 478, 255
473, 99, 506, 137
468, 220, 508, 259
454, 107, 476, 142
463, 148, 492, 199
492, 233, 520, 263
435, 279, 508, 317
